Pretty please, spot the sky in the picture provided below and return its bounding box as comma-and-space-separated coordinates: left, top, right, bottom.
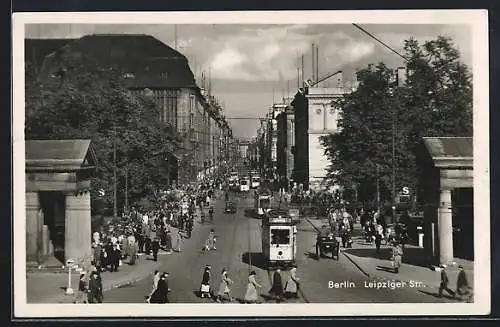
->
25, 23, 472, 139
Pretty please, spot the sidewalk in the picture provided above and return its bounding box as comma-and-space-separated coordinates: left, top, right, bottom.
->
306, 218, 474, 300
27, 251, 164, 303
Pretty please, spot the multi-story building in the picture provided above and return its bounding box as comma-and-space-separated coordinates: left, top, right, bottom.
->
30, 34, 233, 185
276, 104, 296, 185
306, 72, 356, 191
291, 89, 309, 188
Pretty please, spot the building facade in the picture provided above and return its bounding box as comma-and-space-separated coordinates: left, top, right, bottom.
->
29, 34, 233, 186
291, 89, 309, 188
306, 86, 348, 191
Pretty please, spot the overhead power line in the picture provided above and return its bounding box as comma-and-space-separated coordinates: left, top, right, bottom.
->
352, 23, 408, 62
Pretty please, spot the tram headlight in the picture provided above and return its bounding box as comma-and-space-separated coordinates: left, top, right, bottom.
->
278, 251, 283, 256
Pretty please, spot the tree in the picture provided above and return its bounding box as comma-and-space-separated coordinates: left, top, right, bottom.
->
320, 36, 472, 207
25, 50, 181, 214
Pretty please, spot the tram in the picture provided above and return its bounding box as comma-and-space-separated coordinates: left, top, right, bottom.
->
254, 191, 272, 217
261, 209, 298, 268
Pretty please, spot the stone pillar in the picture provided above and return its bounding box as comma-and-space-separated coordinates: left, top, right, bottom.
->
65, 190, 92, 267
438, 188, 454, 264
42, 225, 50, 256
26, 192, 41, 264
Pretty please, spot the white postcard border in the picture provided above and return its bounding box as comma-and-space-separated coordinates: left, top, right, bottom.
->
12, 10, 490, 317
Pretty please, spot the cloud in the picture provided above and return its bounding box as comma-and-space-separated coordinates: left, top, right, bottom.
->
201, 26, 377, 81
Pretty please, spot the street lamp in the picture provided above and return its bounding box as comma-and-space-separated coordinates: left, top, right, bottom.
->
65, 259, 74, 295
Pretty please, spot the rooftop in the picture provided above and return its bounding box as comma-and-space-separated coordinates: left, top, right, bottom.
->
423, 137, 473, 169
37, 34, 197, 89
26, 139, 97, 172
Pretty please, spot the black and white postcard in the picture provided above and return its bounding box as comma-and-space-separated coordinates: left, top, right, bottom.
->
12, 10, 490, 317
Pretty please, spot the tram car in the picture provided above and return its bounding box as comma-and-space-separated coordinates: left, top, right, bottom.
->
254, 192, 272, 217
261, 209, 298, 268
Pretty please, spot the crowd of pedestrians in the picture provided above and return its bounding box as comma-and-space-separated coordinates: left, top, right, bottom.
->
74, 180, 221, 304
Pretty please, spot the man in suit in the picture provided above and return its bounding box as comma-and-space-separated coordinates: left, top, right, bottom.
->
438, 264, 456, 298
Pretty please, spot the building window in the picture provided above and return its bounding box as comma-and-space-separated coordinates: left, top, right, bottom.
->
316, 108, 322, 115
123, 72, 135, 79
160, 72, 168, 79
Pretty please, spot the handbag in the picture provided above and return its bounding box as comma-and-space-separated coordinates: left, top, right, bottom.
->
201, 284, 210, 293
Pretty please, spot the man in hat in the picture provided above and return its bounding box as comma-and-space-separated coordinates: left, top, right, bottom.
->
438, 264, 456, 298
456, 265, 471, 300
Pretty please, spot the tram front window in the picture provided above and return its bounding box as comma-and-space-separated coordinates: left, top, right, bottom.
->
271, 229, 290, 245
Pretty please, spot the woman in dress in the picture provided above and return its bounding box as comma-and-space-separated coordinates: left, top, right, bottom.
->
200, 265, 212, 298
244, 271, 262, 303
74, 272, 88, 304
216, 268, 233, 302
150, 272, 169, 303
269, 268, 284, 302
284, 267, 300, 298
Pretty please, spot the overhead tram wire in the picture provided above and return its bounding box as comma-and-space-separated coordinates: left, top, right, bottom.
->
351, 23, 408, 62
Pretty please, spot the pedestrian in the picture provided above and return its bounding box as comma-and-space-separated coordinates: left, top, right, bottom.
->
391, 241, 403, 273
244, 270, 262, 303
127, 235, 137, 265
456, 265, 471, 299
216, 268, 233, 302
87, 271, 99, 303
200, 265, 212, 299
150, 272, 170, 303
94, 269, 103, 303
375, 224, 383, 254
146, 270, 161, 303
165, 229, 173, 254
152, 236, 160, 261
92, 242, 102, 268
174, 230, 184, 252
269, 268, 284, 302
438, 265, 456, 298
110, 243, 121, 272
74, 272, 88, 304
204, 229, 217, 251
284, 267, 300, 299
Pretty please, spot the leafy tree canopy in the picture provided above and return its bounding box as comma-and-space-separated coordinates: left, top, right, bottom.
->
320, 36, 472, 207
26, 50, 181, 214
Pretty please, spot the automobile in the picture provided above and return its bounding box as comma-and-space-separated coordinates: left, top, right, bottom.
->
240, 179, 250, 192
315, 231, 340, 260
224, 201, 237, 214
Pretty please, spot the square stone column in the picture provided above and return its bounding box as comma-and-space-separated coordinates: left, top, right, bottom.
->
438, 188, 454, 264
65, 191, 92, 267
26, 192, 41, 264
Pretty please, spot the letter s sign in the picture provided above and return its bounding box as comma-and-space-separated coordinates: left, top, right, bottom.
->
402, 187, 410, 195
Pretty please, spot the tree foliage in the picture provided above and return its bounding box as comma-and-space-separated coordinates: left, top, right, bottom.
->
320, 36, 472, 207
25, 51, 181, 214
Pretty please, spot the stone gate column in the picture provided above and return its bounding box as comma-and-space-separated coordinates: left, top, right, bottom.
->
438, 188, 454, 264
65, 190, 92, 266
26, 192, 40, 264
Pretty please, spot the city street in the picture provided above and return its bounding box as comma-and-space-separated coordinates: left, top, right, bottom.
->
103, 191, 447, 303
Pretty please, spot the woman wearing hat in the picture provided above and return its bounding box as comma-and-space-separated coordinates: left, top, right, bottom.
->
216, 268, 233, 302
200, 265, 212, 299
284, 267, 300, 299
74, 272, 88, 304
150, 272, 170, 303
244, 270, 262, 303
